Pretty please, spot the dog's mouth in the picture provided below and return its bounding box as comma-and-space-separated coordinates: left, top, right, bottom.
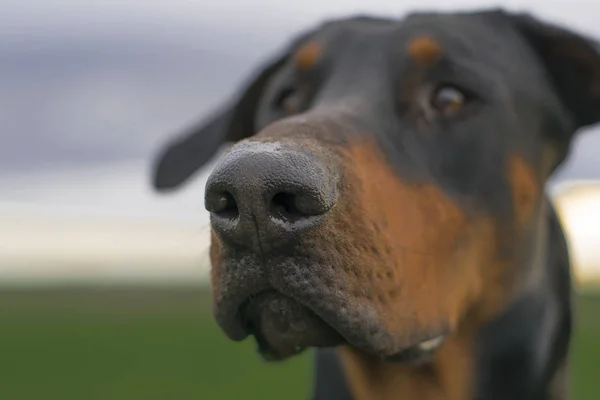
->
239, 290, 344, 361
234, 289, 447, 363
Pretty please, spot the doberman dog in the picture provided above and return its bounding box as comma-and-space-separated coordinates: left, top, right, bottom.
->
151, 8, 599, 400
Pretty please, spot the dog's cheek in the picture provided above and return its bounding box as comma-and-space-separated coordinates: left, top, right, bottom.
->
338, 142, 491, 332
209, 231, 225, 304
316, 207, 391, 302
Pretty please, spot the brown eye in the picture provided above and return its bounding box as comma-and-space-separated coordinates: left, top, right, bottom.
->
273, 87, 302, 115
431, 86, 467, 116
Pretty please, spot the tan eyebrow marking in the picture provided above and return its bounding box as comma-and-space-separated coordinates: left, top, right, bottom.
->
407, 36, 443, 67
294, 42, 323, 71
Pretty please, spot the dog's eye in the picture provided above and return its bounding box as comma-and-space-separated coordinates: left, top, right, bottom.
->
431, 86, 468, 117
273, 86, 302, 115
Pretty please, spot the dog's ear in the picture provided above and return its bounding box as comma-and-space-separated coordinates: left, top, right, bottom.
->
505, 13, 600, 171
151, 42, 298, 192
509, 13, 600, 130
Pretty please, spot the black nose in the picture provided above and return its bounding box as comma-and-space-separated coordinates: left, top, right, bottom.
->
204, 141, 338, 253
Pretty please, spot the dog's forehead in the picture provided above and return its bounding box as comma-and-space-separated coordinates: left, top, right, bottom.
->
303, 11, 533, 74
285, 10, 557, 129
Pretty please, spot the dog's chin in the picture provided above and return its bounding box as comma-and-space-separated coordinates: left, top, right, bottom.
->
242, 290, 344, 361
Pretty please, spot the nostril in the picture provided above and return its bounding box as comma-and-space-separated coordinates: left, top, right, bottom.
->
271, 192, 302, 221
206, 191, 239, 219
270, 191, 329, 223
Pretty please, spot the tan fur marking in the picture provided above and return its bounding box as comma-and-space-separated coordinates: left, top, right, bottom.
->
339, 346, 443, 400
508, 155, 539, 225
209, 230, 224, 302
407, 36, 443, 67
333, 142, 523, 399
339, 323, 477, 400
294, 42, 322, 71
339, 142, 510, 330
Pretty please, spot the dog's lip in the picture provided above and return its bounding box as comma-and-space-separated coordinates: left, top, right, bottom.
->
238, 291, 268, 331
236, 289, 345, 360
217, 288, 339, 342
212, 258, 447, 358
223, 290, 448, 362
237, 289, 345, 337
385, 334, 447, 364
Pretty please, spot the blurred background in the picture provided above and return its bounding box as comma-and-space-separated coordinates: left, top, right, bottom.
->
1, 0, 599, 399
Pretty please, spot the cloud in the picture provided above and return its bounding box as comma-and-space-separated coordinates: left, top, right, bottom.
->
2, 0, 600, 284
3, 1, 600, 43
0, 159, 214, 224
1, 0, 599, 219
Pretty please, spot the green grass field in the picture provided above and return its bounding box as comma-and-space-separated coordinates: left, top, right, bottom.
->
0, 288, 597, 399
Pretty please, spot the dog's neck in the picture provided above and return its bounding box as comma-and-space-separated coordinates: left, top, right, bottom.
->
337, 318, 481, 400
313, 201, 572, 400
471, 200, 573, 400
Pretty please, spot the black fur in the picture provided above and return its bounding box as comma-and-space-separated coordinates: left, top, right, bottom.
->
151, 9, 598, 399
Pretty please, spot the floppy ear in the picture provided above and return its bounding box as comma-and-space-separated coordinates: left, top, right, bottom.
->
506, 13, 600, 171
509, 13, 600, 130
151, 51, 290, 192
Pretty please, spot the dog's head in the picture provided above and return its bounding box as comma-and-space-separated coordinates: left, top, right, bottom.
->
152, 10, 600, 362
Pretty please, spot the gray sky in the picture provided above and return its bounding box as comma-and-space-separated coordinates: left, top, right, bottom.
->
2, 0, 599, 224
